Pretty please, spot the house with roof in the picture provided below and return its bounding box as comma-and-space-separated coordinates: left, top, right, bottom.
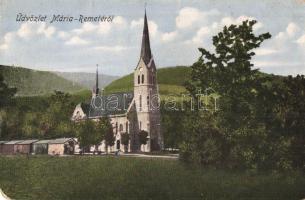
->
0, 141, 7, 154
48, 138, 75, 155
15, 139, 38, 154
71, 10, 163, 152
1, 140, 24, 154
32, 140, 52, 154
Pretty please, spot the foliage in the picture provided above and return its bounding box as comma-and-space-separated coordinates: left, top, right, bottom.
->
0, 72, 17, 108
75, 119, 96, 149
103, 117, 114, 152
0, 90, 78, 140
139, 130, 148, 145
181, 19, 305, 171
121, 132, 129, 146
161, 105, 184, 149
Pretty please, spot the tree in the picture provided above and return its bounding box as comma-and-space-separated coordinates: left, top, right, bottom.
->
139, 130, 148, 151
161, 106, 184, 150
0, 72, 17, 139
121, 132, 129, 152
102, 117, 114, 154
76, 119, 99, 154
183, 20, 273, 169
0, 72, 17, 108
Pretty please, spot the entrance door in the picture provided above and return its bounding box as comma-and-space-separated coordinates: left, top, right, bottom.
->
116, 140, 120, 150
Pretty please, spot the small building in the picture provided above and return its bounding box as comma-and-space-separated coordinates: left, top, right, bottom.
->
0, 141, 8, 154
33, 140, 52, 154
1, 140, 24, 154
48, 138, 75, 155
15, 140, 38, 154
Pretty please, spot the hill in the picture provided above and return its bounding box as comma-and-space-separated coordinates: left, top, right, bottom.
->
0, 65, 85, 96
53, 72, 119, 90
104, 66, 191, 96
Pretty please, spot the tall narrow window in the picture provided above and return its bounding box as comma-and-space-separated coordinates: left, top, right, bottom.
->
126, 122, 128, 133
115, 122, 118, 134
139, 95, 142, 111
142, 74, 144, 84
138, 75, 140, 84
119, 124, 123, 132
147, 95, 149, 109
139, 121, 142, 130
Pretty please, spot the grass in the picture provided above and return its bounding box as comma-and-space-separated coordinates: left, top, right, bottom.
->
0, 156, 305, 200
104, 66, 191, 96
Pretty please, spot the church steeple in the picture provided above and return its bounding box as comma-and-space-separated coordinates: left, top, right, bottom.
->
140, 9, 152, 65
93, 64, 99, 96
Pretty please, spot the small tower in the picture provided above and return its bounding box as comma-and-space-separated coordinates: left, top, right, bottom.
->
134, 9, 162, 151
92, 64, 99, 97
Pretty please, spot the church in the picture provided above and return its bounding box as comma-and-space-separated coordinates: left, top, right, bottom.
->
71, 11, 162, 152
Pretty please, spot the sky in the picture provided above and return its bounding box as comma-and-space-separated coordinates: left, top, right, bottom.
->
0, 0, 305, 76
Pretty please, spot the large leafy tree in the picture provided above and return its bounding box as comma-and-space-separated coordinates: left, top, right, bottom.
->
187, 20, 271, 130
183, 20, 273, 169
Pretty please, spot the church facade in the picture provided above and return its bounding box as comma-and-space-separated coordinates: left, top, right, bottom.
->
71, 11, 162, 152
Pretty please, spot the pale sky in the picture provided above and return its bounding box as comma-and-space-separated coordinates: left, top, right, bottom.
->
0, 0, 305, 76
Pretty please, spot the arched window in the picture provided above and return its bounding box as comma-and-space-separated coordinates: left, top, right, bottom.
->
147, 95, 149, 109
115, 122, 118, 134
142, 74, 144, 84
126, 122, 128, 133
138, 75, 140, 84
139, 121, 142, 130
139, 95, 142, 111
119, 124, 123, 132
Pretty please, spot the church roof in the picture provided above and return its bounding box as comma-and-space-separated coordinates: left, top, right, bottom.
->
88, 92, 134, 118
80, 102, 90, 114
48, 138, 75, 144
140, 10, 152, 65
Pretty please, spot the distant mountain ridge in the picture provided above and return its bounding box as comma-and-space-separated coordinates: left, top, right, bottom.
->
53, 72, 119, 90
104, 66, 191, 96
0, 65, 85, 96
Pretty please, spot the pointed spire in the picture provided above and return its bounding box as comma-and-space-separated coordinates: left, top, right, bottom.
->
140, 7, 152, 65
95, 64, 99, 95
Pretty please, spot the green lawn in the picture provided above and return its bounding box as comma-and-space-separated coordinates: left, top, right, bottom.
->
0, 156, 304, 200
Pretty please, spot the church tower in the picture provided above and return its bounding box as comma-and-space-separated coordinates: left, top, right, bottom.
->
134, 10, 162, 151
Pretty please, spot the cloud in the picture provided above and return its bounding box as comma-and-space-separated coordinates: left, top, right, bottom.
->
219, 15, 263, 31
130, 18, 158, 37
175, 7, 220, 29
286, 22, 299, 37
65, 36, 89, 45
176, 7, 202, 29
192, 26, 211, 44
297, 34, 305, 46
93, 45, 128, 52
161, 31, 177, 42
0, 6, 304, 76
254, 48, 279, 56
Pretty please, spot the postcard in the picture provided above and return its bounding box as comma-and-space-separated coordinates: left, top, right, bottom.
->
0, 0, 305, 199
